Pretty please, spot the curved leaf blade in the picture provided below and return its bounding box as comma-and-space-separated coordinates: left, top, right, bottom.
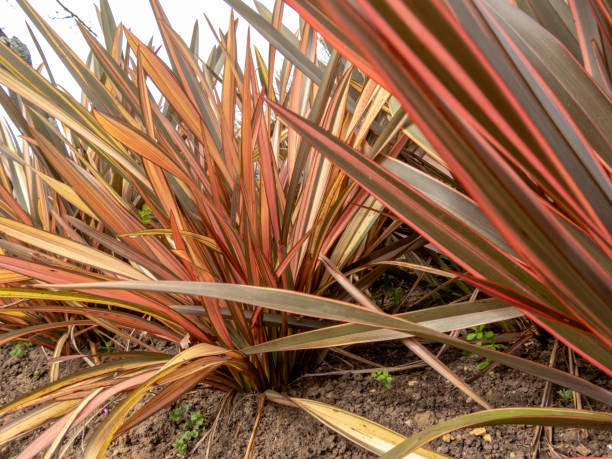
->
265, 390, 448, 458
381, 408, 612, 458
41, 280, 612, 405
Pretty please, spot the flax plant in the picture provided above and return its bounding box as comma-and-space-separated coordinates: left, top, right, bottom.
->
0, 0, 610, 457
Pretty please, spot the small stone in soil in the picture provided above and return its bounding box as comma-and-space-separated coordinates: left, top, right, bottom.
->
562, 429, 581, 442
414, 410, 436, 428
469, 427, 487, 436
576, 444, 591, 456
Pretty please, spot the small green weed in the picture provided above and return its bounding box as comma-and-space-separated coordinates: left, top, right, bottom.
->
370, 369, 392, 389
102, 341, 114, 353
138, 204, 152, 225
33, 369, 40, 377
465, 326, 501, 370
557, 388, 574, 401
93, 330, 115, 353
466, 325, 495, 343
387, 287, 403, 306
10, 341, 33, 358
371, 273, 404, 310
372, 285, 403, 311
169, 405, 209, 455
169, 405, 189, 422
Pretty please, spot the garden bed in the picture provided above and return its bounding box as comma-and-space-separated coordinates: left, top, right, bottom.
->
1, 338, 610, 458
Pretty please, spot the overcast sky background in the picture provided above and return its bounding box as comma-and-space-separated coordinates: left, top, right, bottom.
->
1, 0, 300, 98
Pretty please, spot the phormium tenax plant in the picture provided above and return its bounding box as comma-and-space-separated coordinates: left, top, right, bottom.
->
0, 0, 610, 457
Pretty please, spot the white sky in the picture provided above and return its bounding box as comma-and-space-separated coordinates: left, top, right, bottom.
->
1, 0, 300, 98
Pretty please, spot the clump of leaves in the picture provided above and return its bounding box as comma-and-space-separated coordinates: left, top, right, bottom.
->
169, 405, 208, 456
370, 369, 392, 389
10, 341, 32, 358
0, 0, 611, 456
466, 326, 501, 370
0, 1, 438, 450
0, 0, 429, 452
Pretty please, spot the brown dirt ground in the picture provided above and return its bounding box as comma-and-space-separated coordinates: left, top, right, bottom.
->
0, 338, 610, 458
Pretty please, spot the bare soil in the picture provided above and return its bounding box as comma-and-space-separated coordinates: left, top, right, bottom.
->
0, 338, 610, 458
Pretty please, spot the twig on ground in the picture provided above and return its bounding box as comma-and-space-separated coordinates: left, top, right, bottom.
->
190, 391, 232, 458
244, 394, 265, 459
331, 347, 380, 367
567, 347, 588, 439
529, 339, 559, 459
